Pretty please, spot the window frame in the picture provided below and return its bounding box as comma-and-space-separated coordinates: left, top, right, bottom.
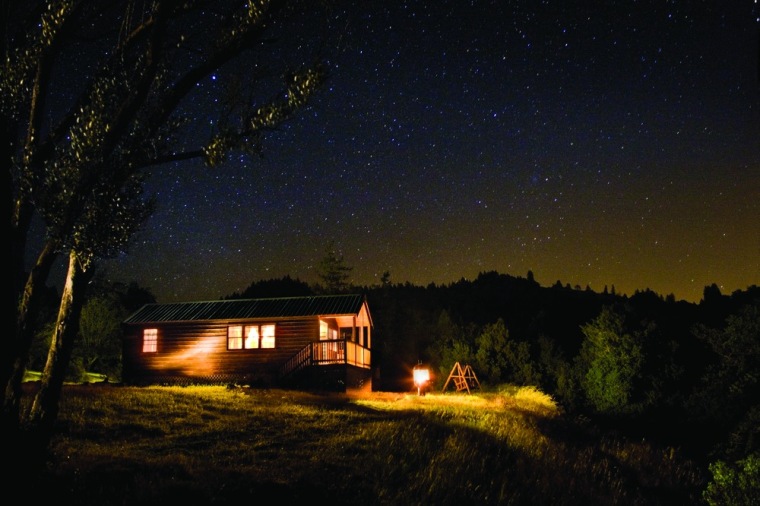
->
228, 323, 276, 350
227, 325, 244, 350
142, 328, 158, 353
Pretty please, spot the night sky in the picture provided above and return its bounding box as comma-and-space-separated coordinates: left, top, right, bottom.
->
92, 1, 759, 304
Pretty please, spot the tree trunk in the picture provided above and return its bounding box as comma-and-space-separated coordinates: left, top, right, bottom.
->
29, 249, 93, 433
2, 240, 59, 431
13, 249, 94, 477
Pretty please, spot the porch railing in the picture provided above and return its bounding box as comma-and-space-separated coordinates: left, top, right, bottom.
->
281, 339, 371, 378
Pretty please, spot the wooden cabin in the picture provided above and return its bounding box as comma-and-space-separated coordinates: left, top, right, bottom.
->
121, 294, 373, 392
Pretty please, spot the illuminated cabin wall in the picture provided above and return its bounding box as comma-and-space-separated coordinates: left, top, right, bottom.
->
122, 317, 319, 385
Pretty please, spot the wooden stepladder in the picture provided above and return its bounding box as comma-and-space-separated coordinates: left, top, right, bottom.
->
441, 362, 481, 394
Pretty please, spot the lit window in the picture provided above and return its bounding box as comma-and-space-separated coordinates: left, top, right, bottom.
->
143, 328, 157, 353
245, 325, 260, 349
321, 321, 339, 340
261, 324, 275, 349
228, 326, 243, 350
230, 324, 276, 350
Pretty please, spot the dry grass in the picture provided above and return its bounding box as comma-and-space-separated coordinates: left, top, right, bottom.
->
26, 383, 707, 505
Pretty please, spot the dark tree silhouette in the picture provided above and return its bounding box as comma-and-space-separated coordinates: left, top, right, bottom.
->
316, 240, 353, 294
228, 275, 314, 299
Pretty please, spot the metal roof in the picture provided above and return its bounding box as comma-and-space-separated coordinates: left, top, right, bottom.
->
123, 294, 367, 324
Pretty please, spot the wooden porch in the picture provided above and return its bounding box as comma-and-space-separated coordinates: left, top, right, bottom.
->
280, 339, 371, 391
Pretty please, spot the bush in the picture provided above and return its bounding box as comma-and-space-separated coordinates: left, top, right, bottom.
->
703, 453, 760, 506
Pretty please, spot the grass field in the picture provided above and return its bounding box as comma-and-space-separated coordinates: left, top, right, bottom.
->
24, 383, 707, 505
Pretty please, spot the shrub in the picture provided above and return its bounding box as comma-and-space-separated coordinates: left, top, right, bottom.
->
703, 453, 760, 506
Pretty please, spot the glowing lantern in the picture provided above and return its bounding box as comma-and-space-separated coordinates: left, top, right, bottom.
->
413, 363, 430, 396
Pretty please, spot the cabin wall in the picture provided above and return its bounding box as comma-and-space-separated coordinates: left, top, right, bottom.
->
122, 317, 319, 385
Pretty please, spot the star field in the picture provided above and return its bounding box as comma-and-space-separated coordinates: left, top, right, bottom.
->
96, 0, 759, 303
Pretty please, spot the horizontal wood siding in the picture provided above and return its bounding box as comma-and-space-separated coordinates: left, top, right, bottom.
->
122, 317, 319, 385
